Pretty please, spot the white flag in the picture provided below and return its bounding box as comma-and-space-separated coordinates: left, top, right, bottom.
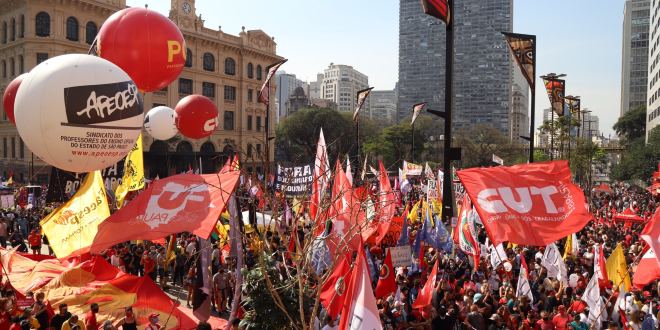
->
492, 154, 504, 165
489, 243, 508, 270
542, 243, 568, 285
583, 274, 601, 327
345, 155, 353, 186
516, 268, 534, 303
369, 165, 379, 177
424, 162, 435, 179
341, 250, 383, 330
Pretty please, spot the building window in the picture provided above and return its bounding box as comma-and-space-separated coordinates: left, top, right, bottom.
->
256, 65, 263, 80
223, 111, 234, 130
18, 55, 23, 73
179, 78, 192, 95
203, 53, 215, 71
86, 21, 97, 44
9, 58, 14, 77
247, 63, 254, 78
66, 17, 78, 41
1, 61, 5, 78
36, 53, 48, 64
247, 89, 253, 102
185, 48, 192, 67
224, 58, 236, 75
202, 82, 215, 98
256, 116, 262, 132
2, 138, 6, 158
247, 115, 252, 130
35, 12, 50, 37
19, 139, 23, 159
224, 85, 236, 101
10, 18, 15, 41
247, 144, 253, 157
2, 21, 5, 44
11, 137, 15, 158
256, 143, 261, 155
19, 15, 23, 38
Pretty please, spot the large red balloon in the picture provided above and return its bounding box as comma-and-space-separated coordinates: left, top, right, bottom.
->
175, 95, 218, 139
2, 73, 26, 125
97, 7, 186, 92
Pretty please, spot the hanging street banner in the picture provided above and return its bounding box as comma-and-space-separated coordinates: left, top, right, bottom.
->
275, 163, 314, 196
411, 102, 426, 125
258, 59, 288, 106
457, 160, 592, 246
46, 161, 124, 203
352, 87, 374, 121
543, 78, 566, 117
421, 0, 450, 24
502, 32, 535, 88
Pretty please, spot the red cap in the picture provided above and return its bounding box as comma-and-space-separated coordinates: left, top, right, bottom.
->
149, 313, 159, 319
643, 291, 651, 297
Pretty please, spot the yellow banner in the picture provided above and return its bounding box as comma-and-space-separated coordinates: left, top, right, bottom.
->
41, 171, 110, 258
115, 134, 145, 207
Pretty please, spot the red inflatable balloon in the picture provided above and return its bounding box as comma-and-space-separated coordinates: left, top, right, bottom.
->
2, 73, 26, 125
97, 7, 186, 92
175, 95, 218, 139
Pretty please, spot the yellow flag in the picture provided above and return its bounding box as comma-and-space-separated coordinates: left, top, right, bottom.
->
41, 171, 110, 258
408, 200, 422, 223
215, 221, 229, 246
563, 234, 573, 259
115, 134, 145, 207
165, 234, 176, 265
606, 243, 631, 291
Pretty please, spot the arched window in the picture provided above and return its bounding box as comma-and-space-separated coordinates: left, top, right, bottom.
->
247, 63, 254, 79
66, 17, 79, 41
200, 142, 215, 154
2, 21, 6, 44
35, 12, 50, 37
224, 58, 235, 75
203, 52, 215, 71
10, 18, 15, 41
85, 21, 97, 44
247, 144, 253, 157
19, 15, 24, 38
185, 48, 192, 67
149, 140, 169, 154
256, 65, 263, 80
176, 141, 193, 153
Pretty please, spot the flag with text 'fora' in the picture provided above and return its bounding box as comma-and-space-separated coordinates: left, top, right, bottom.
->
89, 170, 240, 254
606, 243, 631, 291
375, 249, 397, 298
258, 59, 287, 106
353, 87, 374, 121
320, 254, 352, 319
502, 32, 535, 88
115, 133, 145, 208
339, 247, 383, 330
457, 160, 592, 246
633, 249, 660, 289
420, 0, 450, 24
40, 170, 110, 258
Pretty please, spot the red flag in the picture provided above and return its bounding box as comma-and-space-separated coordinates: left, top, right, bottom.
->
641, 207, 660, 265
377, 160, 396, 223
375, 249, 397, 298
420, 0, 450, 24
338, 248, 383, 330
457, 160, 592, 246
90, 171, 240, 253
319, 254, 352, 319
412, 258, 439, 309
595, 244, 611, 289
632, 249, 660, 289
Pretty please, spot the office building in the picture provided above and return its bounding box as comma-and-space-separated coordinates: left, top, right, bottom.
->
620, 0, 650, 117
369, 89, 397, 124
647, 0, 660, 139
275, 71, 304, 122
510, 70, 529, 144
398, 0, 513, 135
318, 63, 369, 113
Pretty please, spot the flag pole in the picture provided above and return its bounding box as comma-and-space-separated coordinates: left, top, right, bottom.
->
411, 122, 415, 163
529, 36, 536, 163
441, 0, 455, 223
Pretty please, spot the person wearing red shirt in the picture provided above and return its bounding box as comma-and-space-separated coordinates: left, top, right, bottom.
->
142, 252, 156, 281
534, 311, 554, 330
85, 303, 99, 330
27, 230, 41, 255
0, 298, 10, 330
552, 305, 569, 330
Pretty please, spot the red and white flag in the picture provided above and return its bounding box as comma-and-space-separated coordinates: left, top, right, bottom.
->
633, 249, 660, 289
641, 206, 660, 266
345, 156, 353, 187
516, 252, 534, 303
339, 247, 383, 330
319, 254, 352, 319
258, 59, 287, 106
310, 129, 330, 222
457, 160, 592, 246
377, 160, 396, 223
594, 243, 611, 289
375, 249, 397, 298
412, 258, 439, 309
90, 170, 239, 253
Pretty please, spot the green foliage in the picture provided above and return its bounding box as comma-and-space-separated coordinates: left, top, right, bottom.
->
537, 115, 580, 159
363, 123, 425, 167
454, 124, 527, 168
613, 105, 646, 144
240, 253, 314, 330
570, 138, 606, 184
276, 107, 378, 163
611, 126, 660, 182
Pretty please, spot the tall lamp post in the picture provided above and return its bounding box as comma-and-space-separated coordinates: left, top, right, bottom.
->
540, 73, 566, 160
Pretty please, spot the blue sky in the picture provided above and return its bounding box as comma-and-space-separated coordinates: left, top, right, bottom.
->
127, 0, 624, 135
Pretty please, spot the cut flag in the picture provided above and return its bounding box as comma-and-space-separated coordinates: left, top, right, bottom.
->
41, 170, 110, 258
338, 246, 383, 330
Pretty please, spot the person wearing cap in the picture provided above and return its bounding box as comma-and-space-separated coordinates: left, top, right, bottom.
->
61, 315, 85, 330
84, 303, 99, 330
145, 314, 160, 330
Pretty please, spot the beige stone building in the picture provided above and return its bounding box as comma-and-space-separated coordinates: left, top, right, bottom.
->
0, 0, 281, 183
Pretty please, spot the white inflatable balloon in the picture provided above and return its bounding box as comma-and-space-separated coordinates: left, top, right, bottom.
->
569, 274, 579, 288
503, 261, 512, 272
14, 54, 143, 173
144, 106, 177, 140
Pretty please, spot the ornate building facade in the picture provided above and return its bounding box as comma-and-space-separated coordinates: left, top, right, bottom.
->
0, 0, 282, 182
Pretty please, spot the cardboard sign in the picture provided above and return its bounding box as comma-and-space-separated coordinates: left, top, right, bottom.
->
388, 245, 412, 268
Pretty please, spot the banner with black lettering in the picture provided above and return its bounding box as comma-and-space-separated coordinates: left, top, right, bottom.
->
46, 162, 123, 203
275, 164, 313, 196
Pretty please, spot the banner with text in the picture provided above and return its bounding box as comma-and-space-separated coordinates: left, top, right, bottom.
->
46, 162, 123, 203
275, 164, 314, 196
